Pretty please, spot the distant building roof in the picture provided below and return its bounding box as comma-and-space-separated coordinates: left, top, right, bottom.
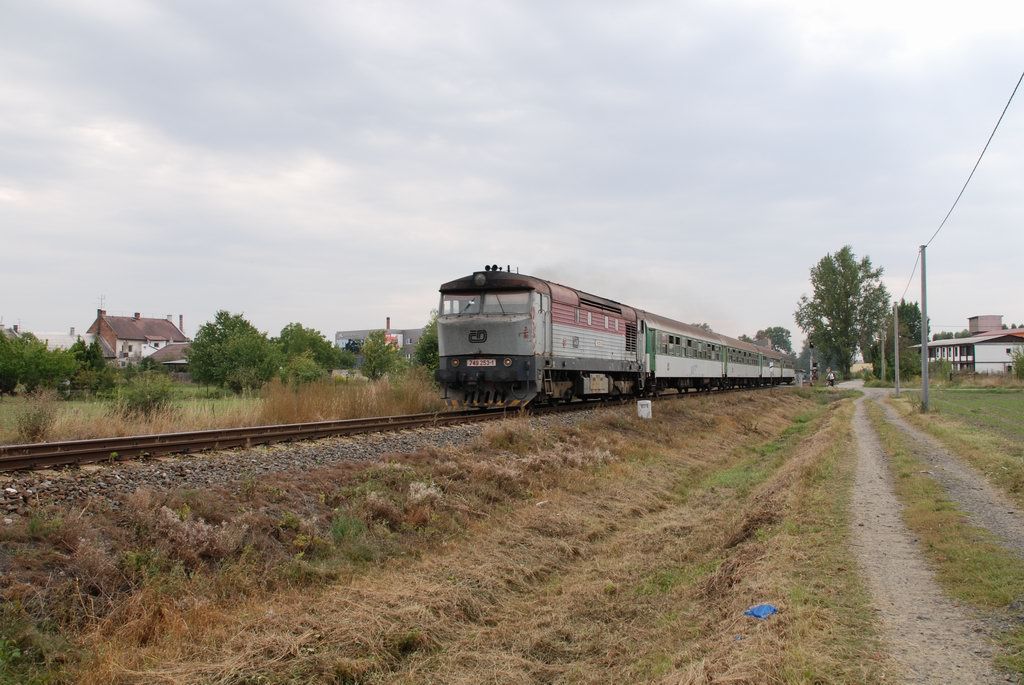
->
23, 331, 97, 351
88, 311, 187, 343
149, 342, 191, 363
915, 329, 1024, 348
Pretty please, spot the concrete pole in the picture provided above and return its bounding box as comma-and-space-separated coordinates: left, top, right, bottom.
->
894, 302, 901, 396
920, 245, 929, 411
880, 328, 886, 384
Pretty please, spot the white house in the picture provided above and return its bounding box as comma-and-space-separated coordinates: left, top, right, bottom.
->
922, 315, 1024, 374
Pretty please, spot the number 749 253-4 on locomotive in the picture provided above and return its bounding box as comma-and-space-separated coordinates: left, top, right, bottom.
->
434, 268, 795, 408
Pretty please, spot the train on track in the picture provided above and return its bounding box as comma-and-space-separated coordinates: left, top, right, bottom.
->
435, 267, 796, 408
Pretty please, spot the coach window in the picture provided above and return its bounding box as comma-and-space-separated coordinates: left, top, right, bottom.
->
604, 315, 609, 329
587, 312, 592, 326
575, 308, 580, 323
614, 319, 619, 332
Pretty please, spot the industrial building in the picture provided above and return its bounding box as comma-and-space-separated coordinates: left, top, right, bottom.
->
922, 315, 1024, 374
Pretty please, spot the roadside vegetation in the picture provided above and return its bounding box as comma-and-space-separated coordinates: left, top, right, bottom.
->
0, 387, 894, 683
0, 311, 441, 444
866, 402, 1024, 673
889, 386, 1024, 508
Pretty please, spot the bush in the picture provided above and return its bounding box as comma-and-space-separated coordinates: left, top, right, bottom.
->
1012, 348, 1024, 381
280, 351, 325, 387
113, 373, 174, 418
929, 359, 953, 381
15, 390, 59, 443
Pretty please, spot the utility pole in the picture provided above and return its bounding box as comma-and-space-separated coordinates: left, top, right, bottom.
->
894, 302, 901, 396
920, 245, 929, 411
809, 342, 815, 386
880, 328, 886, 385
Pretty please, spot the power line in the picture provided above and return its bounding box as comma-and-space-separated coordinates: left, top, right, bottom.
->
926, 69, 1024, 247
897, 68, 1023, 303
898, 251, 920, 302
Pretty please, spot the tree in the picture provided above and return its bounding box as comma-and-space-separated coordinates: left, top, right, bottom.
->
0, 334, 78, 393
413, 313, 439, 373
754, 326, 793, 353
69, 339, 106, 371
337, 349, 357, 369
738, 334, 754, 343
932, 329, 971, 341
794, 246, 890, 378
796, 337, 841, 379
868, 300, 922, 382
280, 350, 326, 386
187, 311, 280, 392
0, 334, 24, 394
1012, 348, 1024, 380
274, 323, 341, 370
895, 299, 922, 344
360, 329, 403, 380
690, 322, 713, 333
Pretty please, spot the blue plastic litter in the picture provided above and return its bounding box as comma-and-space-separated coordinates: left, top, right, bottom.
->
744, 603, 778, 619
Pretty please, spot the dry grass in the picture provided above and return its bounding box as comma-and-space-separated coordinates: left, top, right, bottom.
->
1, 388, 890, 683
664, 399, 897, 684
3, 396, 262, 444
260, 369, 444, 425
0, 370, 444, 445
52, 389, 888, 684
945, 374, 1024, 389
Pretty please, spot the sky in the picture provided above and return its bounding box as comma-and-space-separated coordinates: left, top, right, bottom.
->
2, 0, 1023, 344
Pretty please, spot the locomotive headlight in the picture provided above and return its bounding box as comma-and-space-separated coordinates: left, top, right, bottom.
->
503, 357, 512, 367
473, 273, 486, 286
451, 358, 460, 367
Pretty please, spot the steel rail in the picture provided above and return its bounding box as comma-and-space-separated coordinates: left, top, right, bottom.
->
0, 383, 793, 473
0, 409, 511, 473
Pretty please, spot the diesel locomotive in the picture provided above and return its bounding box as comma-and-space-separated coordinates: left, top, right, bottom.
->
435, 267, 795, 408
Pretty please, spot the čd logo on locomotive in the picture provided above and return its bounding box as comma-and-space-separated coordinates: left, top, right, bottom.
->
468, 329, 488, 343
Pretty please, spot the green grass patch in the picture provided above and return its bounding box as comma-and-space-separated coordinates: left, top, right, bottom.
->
701, 408, 819, 497
902, 387, 1024, 442
890, 391, 1024, 508
635, 559, 720, 596
1002, 628, 1024, 675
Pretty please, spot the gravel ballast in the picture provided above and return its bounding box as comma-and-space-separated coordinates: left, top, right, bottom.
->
1, 409, 599, 519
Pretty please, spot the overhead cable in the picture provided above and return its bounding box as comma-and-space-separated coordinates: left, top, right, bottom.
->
925, 69, 1024, 247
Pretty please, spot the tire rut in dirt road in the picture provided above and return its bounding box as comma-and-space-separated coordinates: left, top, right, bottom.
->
850, 396, 1001, 684
870, 390, 1024, 558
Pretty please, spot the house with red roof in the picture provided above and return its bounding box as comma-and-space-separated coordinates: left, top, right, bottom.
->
86, 309, 188, 366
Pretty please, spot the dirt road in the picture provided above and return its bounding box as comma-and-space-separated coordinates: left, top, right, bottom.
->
876, 398, 1024, 556
848, 383, 1015, 683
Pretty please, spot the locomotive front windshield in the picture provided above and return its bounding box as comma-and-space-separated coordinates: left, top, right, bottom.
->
442, 291, 531, 316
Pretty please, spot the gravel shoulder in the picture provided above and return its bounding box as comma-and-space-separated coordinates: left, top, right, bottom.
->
869, 390, 1024, 558
849, 395, 1001, 683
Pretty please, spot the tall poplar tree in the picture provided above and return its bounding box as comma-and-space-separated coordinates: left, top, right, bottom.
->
794, 246, 890, 378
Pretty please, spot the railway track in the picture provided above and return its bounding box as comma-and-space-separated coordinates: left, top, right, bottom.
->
0, 385, 791, 473
0, 409, 513, 473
